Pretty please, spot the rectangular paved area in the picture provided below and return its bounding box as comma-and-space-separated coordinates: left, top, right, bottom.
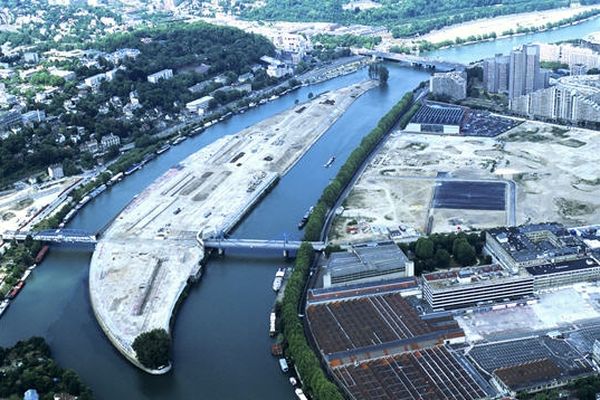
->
433, 181, 506, 211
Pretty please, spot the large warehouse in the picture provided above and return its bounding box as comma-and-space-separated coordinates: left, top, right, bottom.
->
405, 101, 466, 134
322, 241, 414, 288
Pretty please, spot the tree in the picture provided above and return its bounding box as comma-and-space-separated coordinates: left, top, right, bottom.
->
415, 238, 434, 259
24, 235, 33, 248
434, 248, 451, 268
132, 329, 171, 370
379, 66, 389, 85
105, 145, 120, 160
368, 63, 390, 85
453, 239, 476, 266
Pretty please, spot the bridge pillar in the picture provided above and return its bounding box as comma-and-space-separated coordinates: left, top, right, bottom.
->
283, 249, 289, 259
217, 248, 225, 256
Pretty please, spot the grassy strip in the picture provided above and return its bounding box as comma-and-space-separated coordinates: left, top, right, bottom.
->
280, 91, 418, 399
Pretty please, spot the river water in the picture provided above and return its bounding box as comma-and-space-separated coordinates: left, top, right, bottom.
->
1, 18, 598, 399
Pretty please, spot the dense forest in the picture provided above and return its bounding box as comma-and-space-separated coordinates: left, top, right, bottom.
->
241, 0, 600, 37
0, 337, 93, 400
98, 22, 274, 75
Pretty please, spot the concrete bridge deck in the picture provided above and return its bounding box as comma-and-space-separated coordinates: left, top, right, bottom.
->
203, 238, 326, 252
1, 229, 97, 244
353, 48, 466, 71
2, 228, 326, 254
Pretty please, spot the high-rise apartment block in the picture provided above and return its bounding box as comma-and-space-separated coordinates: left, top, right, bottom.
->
483, 54, 509, 93
509, 44, 542, 98
509, 75, 600, 123
483, 44, 545, 98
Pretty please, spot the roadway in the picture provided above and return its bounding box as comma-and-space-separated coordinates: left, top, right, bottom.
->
203, 238, 326, 252
352, 48, 466, 71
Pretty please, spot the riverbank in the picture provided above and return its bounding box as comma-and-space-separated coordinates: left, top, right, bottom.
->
88, 80, 377, 373
416, 5, 600, 45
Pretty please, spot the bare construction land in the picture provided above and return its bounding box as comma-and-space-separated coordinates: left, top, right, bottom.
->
0, 177, 80, 232
331, 121, 600, 244
89, 80, 377, 372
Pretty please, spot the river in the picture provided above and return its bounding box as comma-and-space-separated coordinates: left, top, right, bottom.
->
1, 19, 599, 399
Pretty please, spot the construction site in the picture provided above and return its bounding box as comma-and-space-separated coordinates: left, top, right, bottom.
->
331, 120, 600, 244
89, 80, 377, 373
0, 176, 80, 233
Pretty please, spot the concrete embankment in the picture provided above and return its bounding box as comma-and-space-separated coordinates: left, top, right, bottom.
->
88, 80, 378, 373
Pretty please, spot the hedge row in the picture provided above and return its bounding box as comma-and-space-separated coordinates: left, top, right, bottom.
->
280, 91, 418, 400
303, 91, 415, 241
281, 242, 344, 399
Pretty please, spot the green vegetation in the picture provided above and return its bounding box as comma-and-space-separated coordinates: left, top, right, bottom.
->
0, 0, 121, 51
313, 34, 381, 49
368, 63, 389, 85
400, 232, 488, 274
0, 239, 42, 298
304, 92, 415, 241
279, 92, 419, 399
0, 337, 92, 399
132, 329, 171, 370
0, 22, 275, 189
281, 243, 344, 400
541, 61, 569, 70
240, 0, 600, 38
98, 22, 274, 76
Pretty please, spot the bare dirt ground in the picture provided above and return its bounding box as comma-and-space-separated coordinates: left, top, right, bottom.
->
0, 177, 79, 232
419, 5, 600, 44
332, 121, 600, 244
89, 81, 377, 369
459, 283, 600, 342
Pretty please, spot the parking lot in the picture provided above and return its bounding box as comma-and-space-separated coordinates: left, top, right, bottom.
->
461, 110, 522, 137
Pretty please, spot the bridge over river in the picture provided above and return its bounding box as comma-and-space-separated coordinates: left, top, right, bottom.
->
1, 229, 324, 256
352, 48, 467, 71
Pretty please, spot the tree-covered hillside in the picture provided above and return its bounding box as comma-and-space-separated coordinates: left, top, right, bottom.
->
0, 22, 275, 187
0, 337, 93, 400
241, 0, 600, 37
98, 22, 274, 75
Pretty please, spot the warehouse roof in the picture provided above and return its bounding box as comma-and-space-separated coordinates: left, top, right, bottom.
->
327, 241, 409, 281
411, 102, 465, 125
493, 358, 562, 392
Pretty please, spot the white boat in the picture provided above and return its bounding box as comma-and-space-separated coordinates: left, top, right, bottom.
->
20, 269, 32, 282
279, 358, 289, 373
269, 312, 276, 336
272, 268, 285, 291
324, 155, 335, 168
172, 136, 187, 145
0, 299, 9, 317
289, 377, 297, 386
295, 388, 308, 400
